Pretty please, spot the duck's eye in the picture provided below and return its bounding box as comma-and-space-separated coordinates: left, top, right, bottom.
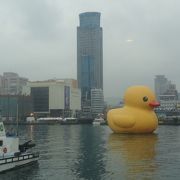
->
143, 96, 148, 102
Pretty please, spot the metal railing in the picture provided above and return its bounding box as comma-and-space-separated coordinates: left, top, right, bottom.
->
0, 152, 39, 165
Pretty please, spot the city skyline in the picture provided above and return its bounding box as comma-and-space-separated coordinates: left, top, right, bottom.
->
0, 0, 180, 98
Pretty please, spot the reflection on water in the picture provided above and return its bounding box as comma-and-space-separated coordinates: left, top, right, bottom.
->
2, 125, 180, 179
0, 163, 39, 180
108, 133, 158, 179
73, 126, 107, 180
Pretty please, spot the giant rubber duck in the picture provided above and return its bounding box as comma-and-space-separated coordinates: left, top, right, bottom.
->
107, 86, 160, 133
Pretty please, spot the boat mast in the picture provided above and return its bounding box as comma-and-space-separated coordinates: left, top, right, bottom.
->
16, 103, 19, 136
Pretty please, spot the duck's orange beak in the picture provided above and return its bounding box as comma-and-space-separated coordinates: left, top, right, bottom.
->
149, 101, 160, 108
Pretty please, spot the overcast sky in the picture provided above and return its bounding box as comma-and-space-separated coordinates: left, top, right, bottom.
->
0, 0, 180, 98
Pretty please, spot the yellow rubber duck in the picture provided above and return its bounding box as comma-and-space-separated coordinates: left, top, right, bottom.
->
107, 86, 160, 133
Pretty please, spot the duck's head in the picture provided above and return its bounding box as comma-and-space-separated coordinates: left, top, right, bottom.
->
124, 85, 160, 110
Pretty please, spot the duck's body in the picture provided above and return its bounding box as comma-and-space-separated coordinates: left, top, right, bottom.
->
107, 86, 160, 134
108, 106, 158, 133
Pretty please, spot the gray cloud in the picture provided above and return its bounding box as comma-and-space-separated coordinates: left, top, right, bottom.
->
0, 0, 180, 98
1, 0, 63, 41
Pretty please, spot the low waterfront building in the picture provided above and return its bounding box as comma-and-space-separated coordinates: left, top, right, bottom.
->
0, 95, 32, 121
0, 75, 3, 94
24, 79, 81, 117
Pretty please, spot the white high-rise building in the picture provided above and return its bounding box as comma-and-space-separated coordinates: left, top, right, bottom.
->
91, 89, 104, 117
154, 75, 179, 110
0, 72, 28, 95
155, 75, 168, 97
154, 75, 178, 100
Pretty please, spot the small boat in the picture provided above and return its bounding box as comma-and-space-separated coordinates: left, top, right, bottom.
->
36, 117, 63, 124
26, 116, 36, 123
60, 117, 78, 125
0, 122, 39, 173
92, 117, 106, 125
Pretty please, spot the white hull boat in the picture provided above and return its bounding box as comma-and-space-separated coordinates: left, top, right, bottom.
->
37, 117, 63, 124
0, 153, 39, 172
92, 117, 106, 125
0, 122, 39, 173
61, 117, 78, 125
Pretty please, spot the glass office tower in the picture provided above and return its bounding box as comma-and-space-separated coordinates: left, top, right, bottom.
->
77, 12, 103, 105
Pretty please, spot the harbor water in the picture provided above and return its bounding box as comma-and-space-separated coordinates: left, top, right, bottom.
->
1, 124, 180, 180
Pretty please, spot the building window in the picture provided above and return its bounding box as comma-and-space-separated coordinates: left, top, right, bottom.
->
31, 87, 49, 112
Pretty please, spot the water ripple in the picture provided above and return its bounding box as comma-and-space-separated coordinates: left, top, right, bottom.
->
2, 124, 180, 179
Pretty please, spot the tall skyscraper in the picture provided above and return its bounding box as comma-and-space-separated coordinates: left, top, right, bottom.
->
77, 12, 103, 106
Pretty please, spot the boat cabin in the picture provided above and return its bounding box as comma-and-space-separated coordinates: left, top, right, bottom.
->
0, 122, 19, 157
